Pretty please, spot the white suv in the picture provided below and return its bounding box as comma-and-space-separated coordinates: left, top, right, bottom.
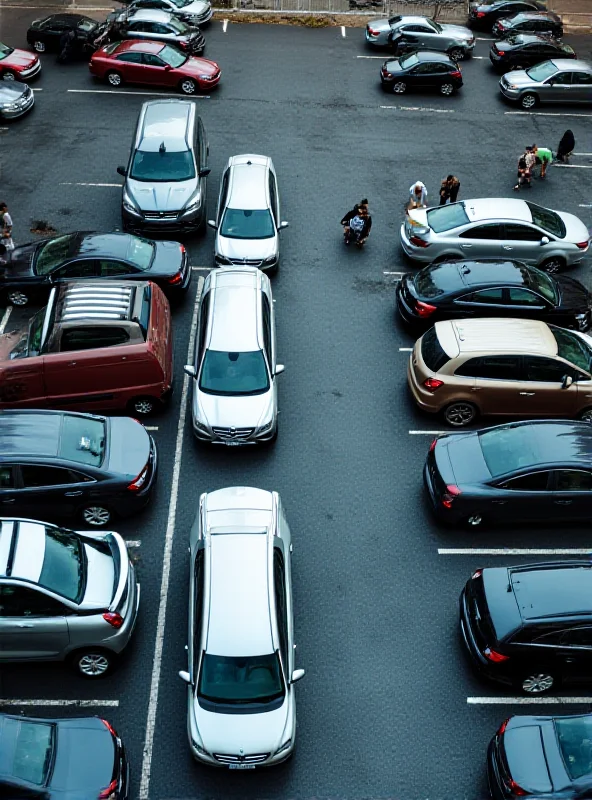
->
208, 154, 288, 273
179, 486, 305, 767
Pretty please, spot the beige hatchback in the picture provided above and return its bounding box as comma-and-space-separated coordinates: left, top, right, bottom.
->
407, 318, 592, 426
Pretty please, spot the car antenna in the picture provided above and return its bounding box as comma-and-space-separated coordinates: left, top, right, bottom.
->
159, 141, 166, 155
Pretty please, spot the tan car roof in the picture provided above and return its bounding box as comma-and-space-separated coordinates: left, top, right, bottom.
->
436, 318, 558, 357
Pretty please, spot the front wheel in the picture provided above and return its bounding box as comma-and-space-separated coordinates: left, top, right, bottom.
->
449, 47, 464, 62
540, 256, 565, 274
2, 70, 16, 81
578, 408, 592, 423
439, 82, 455, 96
33, 40, 45, 53
70, 648, 116, 678
179, 78, 197, 95
392, 81, 407, 94
520, 92, 538, 109
7, 290, 29, 306
518, 672, 558, 695
443, 401, 478, 427
106, 70, 123, 87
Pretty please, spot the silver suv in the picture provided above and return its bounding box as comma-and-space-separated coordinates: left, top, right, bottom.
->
499, 59, 592, 109
123, 0, 212, 26
179, 486, 305, 766
208, 154, 288, 272
109, 8, 205, 54
184, 267, 284, 444
366, 15, 475, 60
118, 99, 210, 233
401, 198, 590, 273
0, 518, 140, 677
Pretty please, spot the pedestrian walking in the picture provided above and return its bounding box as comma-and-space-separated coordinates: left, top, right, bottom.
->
532, 144, 553, 179
514, 147, 535, 190
0, 202, 14, 251
556, 129, 575, 163
439, 175, 460, 205
58, 28, 76, 63
408, 181, 428, 212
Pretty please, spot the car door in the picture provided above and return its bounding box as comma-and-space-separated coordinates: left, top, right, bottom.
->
506, 286, 550, 320
519, 355, 581, 416
394, 26, 422, 53
114, 51, 147, 82
273, 546, 292, 683
416, 22, 440, 50
0, 584, 70, 659
125, 20, 155, 42
493, 469, 555, 522
141, 52, 174, 86
0, 354, 46, 409
0, 465, 19, 513
52, 259, 99, 284
408, 62, 436, 89
501, 222, 545, 263
542, 70, 574, 102
457, 223, 504, 260
550, 469, 592, 521
44, 20, 69, 49
17, 464, 92, 519
453, 287, 508, 319
461, 355, 524, 414
556, 627, 592, 684
268, 171, 279, 227
570, 70, 592, 104
96, 260, 136, 279
216, 168, 230, 225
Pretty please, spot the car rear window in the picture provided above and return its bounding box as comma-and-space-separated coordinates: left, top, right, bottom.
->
59, 415, 105, 467
421, 327, 450, 372
39, 525, 85, 603
527, 267, 558, 303
137, 284, 151, 341
413, 264, 457, 298
478, 424, 550, 477
35, 234, 79, 275
555, 716, 592, 780
4, 718, 54, 786
399, 53, 419, 69
103, 41, 120, 55
526, 201, 566, 238
426, 203, 469, 233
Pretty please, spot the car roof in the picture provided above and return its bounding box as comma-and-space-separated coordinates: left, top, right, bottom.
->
421, 260, 530, 291
128, 8, 172, 21
463, 198, 532, 224
511, 10, 558, 19
0, 410, 64, 457
510, 564, 592, 621
441, 317, 556, 355
114, 39, 164, 54
206, 532, 273, 656
503, 33, 561, 45
209, 269, 261, 352
413, 50, 453, 62
227, 155, 271, 210
44, 232, 152, 263
550, 58, 591, 70
45, 13, 93, 22
0, 519, 48, 582
397, 16, 434, 24
139, 100, 192, 152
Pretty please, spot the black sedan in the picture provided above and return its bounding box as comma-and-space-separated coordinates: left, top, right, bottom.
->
493, 10, 563, 38
424, 420, 592, 528
489, 713, 592, 798
396, 259, 591, 330
380, 51, 462, 96
490, 33, 576, 72
26, 13, 106, 54
2, 231, 190, 305
468, 0, 546, 30
0, 713, 129, 799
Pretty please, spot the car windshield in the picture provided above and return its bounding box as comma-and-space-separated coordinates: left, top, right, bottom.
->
551, 326, 592, 374
59, 415, 105, 467
198, 652, 284, 705
526, 201, 566, 238
77, 18, 97, 31
399, 53, 419, 68
38, 525, 86, 603
220, 208, 275, 239
561, 44, 575, 54
479, 423, 559, 477
527, 267, 558, 304
167, 16, 189, 33
171, 0, 194, 6
0, 43, 14, 60
35, 234, 79, 275
526, 60, 558, 81
555, 716, 592, 780
4, 718, 54, 786
426, 203, 470, 233
159, 44, 187, 68
130, 148, 195, 182
199, 349, 270, 396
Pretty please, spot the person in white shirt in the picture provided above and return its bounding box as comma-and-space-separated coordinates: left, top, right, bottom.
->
408, 182, 428, 211
0, 202, 14, 251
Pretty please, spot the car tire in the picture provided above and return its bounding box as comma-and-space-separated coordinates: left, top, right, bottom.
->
179, 78, 197, 95
442, 401, 478, 427
2, 70, 16, 81
70, 648, 116, 678
540, 256, 565, 274
106, 70, 123, 87
392, 81, 407, 94
449, 47, 464, 62
129, 396, 160, 416
518, 672, 558, 695
512, 63, 525, 71
79, 504, 112, 527
32, 41, 45, 52
578, 408, 592, 423
464, 514, 485, 528
439, 82, 455, 96
520, 92, 538, 109
6, 290, 29, 306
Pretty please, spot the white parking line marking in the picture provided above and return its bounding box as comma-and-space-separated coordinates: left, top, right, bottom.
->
380, 105, 454, 113
439, 548, 592, 555
505, 111, 592, 118
144, 426, 158, 430
574, 153, 592, 156
341, 26, 346, 37
67, 89, 210, 99
0, 306, 12, 335
579, 204, 592, 208
0, 699, 119, 707
59, 182, 121, 187
356, 55, 385, 59
125, 540, 141, 548
468, 697, 592, 705
222, 18, 228, 32
553, 164, 592, 169
472, 56, 486, 59
32, 88, 42, 91
475, 37, 494, 40
383, 270, 405, 276
409, 430, 446, 435
0, 4, 115, 7
139, 276, 203, 800
191, 266, 211, 271
398, 347, 413, 352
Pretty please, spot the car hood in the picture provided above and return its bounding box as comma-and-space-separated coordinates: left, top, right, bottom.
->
106, 416, 151, 478
126, 177, 198, 213
502, 68, 537, 85
198, 388, 273, 429
152, 239, 185, 275
182, 0, 210, 14
0, 81, 29, 103
196, 697, 289, 756
5, 241, 38, 278
50, 720, 115, 794
4, 49, 39, 69
217, 234, 277, 261
440, 23, 474, 40
369, 18, 392, 32
182, 56, 219, 75
503, 723, 553, 794
555, 275, 592, 309
556, 210, 590, 245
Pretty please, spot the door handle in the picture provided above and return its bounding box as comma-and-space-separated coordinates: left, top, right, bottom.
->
2, 498, 15, 504
502, 246, 513, 250
460, 244, 472, 249
555, 500, 573, 505
68, 361, 77, 366
519, 392, 535, 396
471, 387, 482, 391
64, 490, 83, 497
17, 623, 34, 628
492, 500, 507, 505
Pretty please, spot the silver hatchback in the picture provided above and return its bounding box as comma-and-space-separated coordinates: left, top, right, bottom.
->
499, 58, 592, 109
400, 198, 590, 273
0, 518, 140, 677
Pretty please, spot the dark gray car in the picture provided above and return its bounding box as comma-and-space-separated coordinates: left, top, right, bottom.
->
500, 58, 592, 109
0, 80, 34, 119
366, 15, 475, 60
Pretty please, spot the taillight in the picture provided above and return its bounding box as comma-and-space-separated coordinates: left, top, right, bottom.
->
496, 50, 504, 55
167, 270, 183, 285
101, 718, 117, 737
99, 779, 118, 799
415, 300, 437, 318
509, 779, 529, 797
127, 465, 148, 491
103, 612, 124, 629
429, 437, 438, 453
476, 10, 485, 16
410, 235, 430, 248
441, 484, 461, 508
471, 568, 483, 580
368, 27, 379, 35
180, 244, 186, 254
423, 377, 443, 392
497, 717, 510, 736
450, 70, 462, 78
484, 647, 510, 663
576, 241, 589, 250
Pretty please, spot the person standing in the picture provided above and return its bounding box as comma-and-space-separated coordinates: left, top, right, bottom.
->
439, 175, 460, 205
514, 147, 535, 190
533, 145, 553, 179
0, 202, 14, 251
556, 130, 575, 163
408, 181, 428, 211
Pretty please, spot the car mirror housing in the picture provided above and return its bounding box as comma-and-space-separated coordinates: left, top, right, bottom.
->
275, 364, 285, 375
562, 374, 573, 389
540, 236, 550, 245
117, 165, 127, 177
291, 668, 305, 684
184, 365, 197, 378
207, 219, 217, 229
198, 168, 211, 178
164, 63, 172, 70
279, 221, 289, 230
178, 670, 191, 684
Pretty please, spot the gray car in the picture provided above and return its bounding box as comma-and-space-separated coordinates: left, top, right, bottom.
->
366, 15, 475, 60
499, 58, 592, 109
122, 0, 212, 27
0, 517, 140, 677
110, 8, 205, 54
400, 198, 590, 273
0, 80, 34, 120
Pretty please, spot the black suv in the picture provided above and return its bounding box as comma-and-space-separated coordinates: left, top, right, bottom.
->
460, 561, 592, 695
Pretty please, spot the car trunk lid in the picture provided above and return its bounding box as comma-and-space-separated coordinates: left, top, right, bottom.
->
503, 725, 553, 794
50, 721, 115, 793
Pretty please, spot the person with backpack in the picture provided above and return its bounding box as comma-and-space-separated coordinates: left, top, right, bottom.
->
341, 199, 369, 243
0, 202, 14, 252
346, 206, 372, 247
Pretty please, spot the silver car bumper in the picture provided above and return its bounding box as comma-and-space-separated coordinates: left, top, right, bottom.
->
0, 90, 34, 119
399, 222, 433, 263
19, 60, 42, 80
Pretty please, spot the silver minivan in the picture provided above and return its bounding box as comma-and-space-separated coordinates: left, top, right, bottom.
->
499, 59, 592, 109
118, 99, 210, 233
184, 267, 284, 444
208, 154, 288, 272
0, 518, 140, 677
179, 486, 305, 767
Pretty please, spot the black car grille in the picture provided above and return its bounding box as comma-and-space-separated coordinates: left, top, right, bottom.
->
213, 753, 269, 764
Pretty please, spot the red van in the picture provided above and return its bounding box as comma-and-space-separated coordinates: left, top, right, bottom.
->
0, 280, 172, 415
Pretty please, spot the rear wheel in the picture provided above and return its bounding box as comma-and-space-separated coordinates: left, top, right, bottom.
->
578, 408, 592, 423
32, 40, 45, 53
540, 256, 565, 274
520, 92, 538, 109
179, 78, 197, 95
439, 82, 455, 96
443, 401, 477, 427
519, 672, 558, 695
392, 81, 407, 94
7, 290, 29, 306
106, 70, 123, 87
79, 504, 112, 527
70, 648, 116, 678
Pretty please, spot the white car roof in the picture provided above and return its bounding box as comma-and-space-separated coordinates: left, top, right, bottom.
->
209, 270, 261, 352
128, 9, 173, 22
463, 198, 532, 224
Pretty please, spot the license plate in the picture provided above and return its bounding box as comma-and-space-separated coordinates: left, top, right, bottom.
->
229, 764, 255, 770
225, 441, 242, 446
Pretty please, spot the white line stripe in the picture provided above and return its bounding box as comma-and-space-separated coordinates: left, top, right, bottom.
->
32, 88, 42, 91
472, 56, 485, 59
67, 89, 210, 98
341, 25, 346, 37
398, 347, 413, 352
476, 37, 494, 40
0, 127, 8, 131
0, 306, 12, 335
380, 105, 454, 113
0, 699, 119, 706
505, 111, 592, 118
383, 271, 405, 276
574, 153, 592, 156
125, 540, 141, 548
143, 426, 158, 430
439, 548, 592, 555
59, 182, 121, 187
553, 164, 592, 169
356, 55, 385, 59
409, 430, 446, 435
579, 204, 592, 208
191, 266, 211, 271
468, 697, 592, 705
0, 3, 113, 7
139, 276, 203, 800
222, 18, 228, 32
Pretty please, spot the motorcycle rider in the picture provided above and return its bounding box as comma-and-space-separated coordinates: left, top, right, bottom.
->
346, 206, 372, 247
341, 199, 369, 243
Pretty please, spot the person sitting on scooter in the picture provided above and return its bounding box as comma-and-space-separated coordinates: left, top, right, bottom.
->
348, 207, 372, 247
341, 199, 368, 240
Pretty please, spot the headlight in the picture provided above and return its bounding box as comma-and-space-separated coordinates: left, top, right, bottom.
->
3, 104, 19, 111
183, 197, 201, 213
262, 256, 276, 265
275, 739, 292, 756
194, 419, 209, 433
257, 418, 274, 435
215, 255, 232, 265
123, 191, 140, 214
507, 83, 518, 90
198, 74, 211, 80
192, 741, 208, 756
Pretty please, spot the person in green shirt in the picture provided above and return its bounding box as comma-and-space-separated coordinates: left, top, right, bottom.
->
533, 145, 553, 178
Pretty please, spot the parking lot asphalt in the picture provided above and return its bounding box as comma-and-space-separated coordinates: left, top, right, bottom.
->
1, 9, 592, 799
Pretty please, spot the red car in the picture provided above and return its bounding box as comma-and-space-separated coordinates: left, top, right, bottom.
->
0, 41, 41, 81
89, 40, 220, 95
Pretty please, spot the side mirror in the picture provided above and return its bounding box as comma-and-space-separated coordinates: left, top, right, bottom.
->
198, 168, 211, 178
291, 668, 305, 684
164, 63, 172, 70
207, 219, 217, 230
562, 374, 573, 389
540, 235, 550, 245
184, 365, 197, 378
279, 221, 289, 230
116, 166, 127, 177
275, 364, 285, 375
178, 670, 191, 684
